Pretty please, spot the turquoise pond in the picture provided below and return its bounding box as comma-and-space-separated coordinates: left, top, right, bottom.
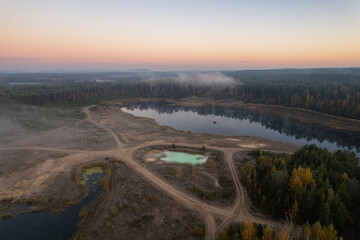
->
160, 151, 208, 165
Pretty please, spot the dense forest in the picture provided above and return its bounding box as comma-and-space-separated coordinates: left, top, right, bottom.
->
1, 69, 360, 119
227, 70, 360, 119
240, 145, 360, 239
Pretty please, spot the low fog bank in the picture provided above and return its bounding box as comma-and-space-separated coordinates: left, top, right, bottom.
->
176, 72, 236, 85
142, 71, 237, 86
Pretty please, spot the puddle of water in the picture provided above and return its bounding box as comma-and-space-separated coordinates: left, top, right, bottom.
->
0, 167, 105, 240
161, 151, 208, 165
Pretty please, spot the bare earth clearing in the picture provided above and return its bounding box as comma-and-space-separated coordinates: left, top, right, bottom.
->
0, 100, 300, 239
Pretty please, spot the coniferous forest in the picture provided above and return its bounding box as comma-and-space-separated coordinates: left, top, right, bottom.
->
240, 145, 360, 239
1, 69, 360, 119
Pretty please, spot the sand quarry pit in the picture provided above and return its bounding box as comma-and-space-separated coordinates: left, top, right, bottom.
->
0, 100, 300, 240
134, 145, 235, 206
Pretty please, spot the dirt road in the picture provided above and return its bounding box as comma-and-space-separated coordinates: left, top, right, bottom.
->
0, 104, 286, 239
83, 105, 286, 239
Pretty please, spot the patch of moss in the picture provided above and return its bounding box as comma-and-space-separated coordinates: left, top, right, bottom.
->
79, 166, 104, 185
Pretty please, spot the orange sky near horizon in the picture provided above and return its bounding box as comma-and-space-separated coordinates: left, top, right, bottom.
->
1, 0, 359, 70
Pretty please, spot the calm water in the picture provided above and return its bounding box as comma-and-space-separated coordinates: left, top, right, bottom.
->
161, 151, 208, 165
121, 102, 360, 156
0, 169, 104, 240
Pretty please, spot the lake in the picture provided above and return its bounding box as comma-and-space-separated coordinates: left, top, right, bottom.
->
121, 101, 360, 156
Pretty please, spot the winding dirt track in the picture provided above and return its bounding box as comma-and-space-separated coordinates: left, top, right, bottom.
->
84, 105, 286, 239
0, 105, 285, 239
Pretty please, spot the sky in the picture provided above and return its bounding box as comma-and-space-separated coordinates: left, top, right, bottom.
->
0, 0, 360, 71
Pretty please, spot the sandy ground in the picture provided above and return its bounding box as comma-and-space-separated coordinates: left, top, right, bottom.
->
0, 100, 301, 239
133, 145, 236, 206
76, 161, 203, 240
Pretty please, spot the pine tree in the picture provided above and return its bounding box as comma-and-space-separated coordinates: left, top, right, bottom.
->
319, 202, 330, 225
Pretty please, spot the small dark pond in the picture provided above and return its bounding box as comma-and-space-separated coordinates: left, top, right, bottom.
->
0, 167, 104, 240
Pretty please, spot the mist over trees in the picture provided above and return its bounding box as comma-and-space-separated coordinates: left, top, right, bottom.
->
1, 69, 360, 119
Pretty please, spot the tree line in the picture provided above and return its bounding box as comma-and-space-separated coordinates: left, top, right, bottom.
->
1, 71, 360, 119
217, 218, 342, 240
227, 71, 360, 119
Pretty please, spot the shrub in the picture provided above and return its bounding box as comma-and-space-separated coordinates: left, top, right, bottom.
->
190, 226, 204, 236
109, 205, 118, 217
1, 213, 12, 220
147, 194, 154, 202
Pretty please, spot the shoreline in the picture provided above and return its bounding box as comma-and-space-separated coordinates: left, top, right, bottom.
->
121, 97, 360, 134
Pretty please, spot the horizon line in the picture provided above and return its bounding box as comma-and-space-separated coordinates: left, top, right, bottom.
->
0, 66, 360, 74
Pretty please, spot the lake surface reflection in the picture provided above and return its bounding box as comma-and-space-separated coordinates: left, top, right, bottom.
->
121, 101, 360, 156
